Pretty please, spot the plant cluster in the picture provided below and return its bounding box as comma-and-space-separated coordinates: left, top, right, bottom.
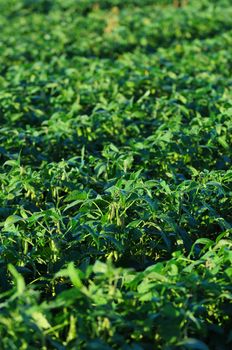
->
0, 0, 231, 349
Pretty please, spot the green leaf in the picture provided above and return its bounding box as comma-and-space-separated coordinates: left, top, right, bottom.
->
31, 311, 51, 330
177, 338, 209, 350
67, 263, 83, 289
64, 190, 88, 203
8, 264, 25, 295
218, 136, 229, 149
4, 215, 24, 228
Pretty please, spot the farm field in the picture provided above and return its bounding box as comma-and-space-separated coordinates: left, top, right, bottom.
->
0, 0, 232, 349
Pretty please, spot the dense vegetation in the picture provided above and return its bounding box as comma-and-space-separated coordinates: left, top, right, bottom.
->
0, 0, 231, 349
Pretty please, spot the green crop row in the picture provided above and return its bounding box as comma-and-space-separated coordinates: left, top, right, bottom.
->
0, 0, 231, 349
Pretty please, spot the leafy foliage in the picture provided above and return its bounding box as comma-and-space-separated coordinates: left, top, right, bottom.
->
0, 0, 231, 349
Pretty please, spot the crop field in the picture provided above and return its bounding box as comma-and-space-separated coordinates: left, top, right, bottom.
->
0, 0, 232, 349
